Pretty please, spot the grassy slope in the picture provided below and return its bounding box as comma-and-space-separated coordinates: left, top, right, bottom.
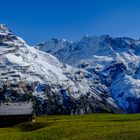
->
0, 114, 140, 140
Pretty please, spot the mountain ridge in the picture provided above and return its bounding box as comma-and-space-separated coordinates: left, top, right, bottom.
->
36, 35, 140, 113
0, 24, 122, 114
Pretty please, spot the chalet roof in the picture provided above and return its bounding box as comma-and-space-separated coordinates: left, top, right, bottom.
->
0, 102, 34, 116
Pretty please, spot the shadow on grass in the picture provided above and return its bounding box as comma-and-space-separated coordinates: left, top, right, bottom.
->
108, 118, 140, 122
15, 122, 50, 132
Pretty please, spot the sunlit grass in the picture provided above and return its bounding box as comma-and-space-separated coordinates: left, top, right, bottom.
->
0, 114, 140, 140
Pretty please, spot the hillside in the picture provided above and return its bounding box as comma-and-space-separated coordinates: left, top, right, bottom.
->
0, 114, 140, 140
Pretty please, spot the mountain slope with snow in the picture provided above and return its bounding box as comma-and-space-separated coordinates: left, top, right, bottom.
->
0, 25, 122, 114
37, 35, 140, 113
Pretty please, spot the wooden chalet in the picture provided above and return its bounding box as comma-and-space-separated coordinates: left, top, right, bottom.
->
0, 102, 35, 126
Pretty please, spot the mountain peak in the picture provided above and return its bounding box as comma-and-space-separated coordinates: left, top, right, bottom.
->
0, 24, 12, 35
80, 35, 112, 42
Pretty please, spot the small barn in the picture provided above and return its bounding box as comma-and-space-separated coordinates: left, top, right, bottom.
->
0, 102, 35, 126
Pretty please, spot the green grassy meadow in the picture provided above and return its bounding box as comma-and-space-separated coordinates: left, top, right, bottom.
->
0, 114, 140, 140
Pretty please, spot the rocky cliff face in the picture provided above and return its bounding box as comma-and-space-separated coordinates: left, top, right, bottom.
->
0, 25, 122, 114
37, 35, 140, 113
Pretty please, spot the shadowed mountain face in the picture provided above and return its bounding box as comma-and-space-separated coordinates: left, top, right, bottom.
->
0, 25, 122, 114
36, 35, 140, 113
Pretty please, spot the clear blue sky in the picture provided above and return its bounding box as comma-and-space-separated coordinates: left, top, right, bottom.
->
1, 0, 140, 44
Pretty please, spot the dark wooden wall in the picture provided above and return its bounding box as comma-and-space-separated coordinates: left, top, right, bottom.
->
0, 115, 33, 127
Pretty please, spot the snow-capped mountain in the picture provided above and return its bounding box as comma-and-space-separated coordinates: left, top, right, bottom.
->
0, 24, 122, 114
37, 35, 140, 113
